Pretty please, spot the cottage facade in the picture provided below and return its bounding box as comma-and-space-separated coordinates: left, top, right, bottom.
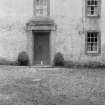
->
0, 0, 105, 65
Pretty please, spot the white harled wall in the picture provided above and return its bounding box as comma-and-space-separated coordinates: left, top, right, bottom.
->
0, 0, 105, 64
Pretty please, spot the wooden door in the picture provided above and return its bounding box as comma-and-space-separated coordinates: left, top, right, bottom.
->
34, 32, 50, 65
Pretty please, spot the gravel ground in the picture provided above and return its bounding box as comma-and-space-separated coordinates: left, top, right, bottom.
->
0, 66, 104, 105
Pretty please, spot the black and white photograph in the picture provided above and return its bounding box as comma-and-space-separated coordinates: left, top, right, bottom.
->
0, 0, 104, 105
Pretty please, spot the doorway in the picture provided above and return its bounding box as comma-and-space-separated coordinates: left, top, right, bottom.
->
33, 31, 50, 65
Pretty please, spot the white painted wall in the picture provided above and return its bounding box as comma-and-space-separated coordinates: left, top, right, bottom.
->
0, 0, 33, 60
0, 0, 105, 64
52, 0, 105, 63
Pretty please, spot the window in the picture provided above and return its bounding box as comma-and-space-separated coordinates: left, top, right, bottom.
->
34, 0, 49, 16
86, 0, 101, 17
86, 31, 101, 55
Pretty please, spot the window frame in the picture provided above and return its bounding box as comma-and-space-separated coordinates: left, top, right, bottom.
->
33, 0, 50, 16
85, 0, 101, 17
85, 30, 101, 56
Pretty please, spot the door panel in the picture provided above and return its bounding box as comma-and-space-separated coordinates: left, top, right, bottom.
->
34, 32, 50, 65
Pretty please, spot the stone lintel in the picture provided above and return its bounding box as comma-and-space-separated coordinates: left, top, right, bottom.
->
26, 17, 56, 31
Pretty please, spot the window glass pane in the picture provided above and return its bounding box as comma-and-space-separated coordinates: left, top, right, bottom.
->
88, 38, 91, 42
91, 10, 95, 15
94, 38, 97, 42
93, 47, 97, 51
95, 0, 98, 5
91, 0, 95, 5
94, 7, 98, 13
88, 47, 91, 51
91, 6, 94, 10
87, 32, 91, 37
91, 33, 94, 37
88, 1, 91, 5
88, 43, 92, 47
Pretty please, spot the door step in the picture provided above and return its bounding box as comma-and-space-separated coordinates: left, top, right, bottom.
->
32, 65, 53, 68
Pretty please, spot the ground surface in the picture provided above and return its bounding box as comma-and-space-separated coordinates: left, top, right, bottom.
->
0, 66, 104, 105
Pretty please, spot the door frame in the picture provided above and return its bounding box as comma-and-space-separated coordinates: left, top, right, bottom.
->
32, 30, 51, 65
